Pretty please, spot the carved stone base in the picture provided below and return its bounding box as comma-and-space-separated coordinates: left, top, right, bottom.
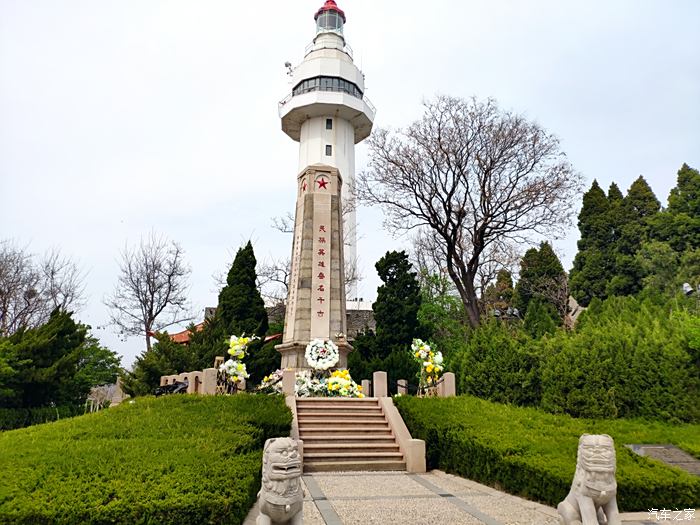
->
276, 340, 353, 370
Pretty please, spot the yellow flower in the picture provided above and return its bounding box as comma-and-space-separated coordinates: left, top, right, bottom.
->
357, 385, 362, 391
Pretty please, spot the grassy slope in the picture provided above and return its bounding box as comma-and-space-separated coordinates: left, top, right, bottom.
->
396, 395, 700, 511
0, 395, 291, 525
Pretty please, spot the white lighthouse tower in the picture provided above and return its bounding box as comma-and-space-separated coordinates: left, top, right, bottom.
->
279, 0, 375, 300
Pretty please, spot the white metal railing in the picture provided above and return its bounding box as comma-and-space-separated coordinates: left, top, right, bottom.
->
363, 95, 376, 114
304, 39, 353, 58
279, 90, 376, 116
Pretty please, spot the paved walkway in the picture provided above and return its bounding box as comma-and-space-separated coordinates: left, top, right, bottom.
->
244, 470, 698, 525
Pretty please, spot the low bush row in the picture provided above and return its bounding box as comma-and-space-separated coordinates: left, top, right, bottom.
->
0, 404, 85, 431
450, 296, 700, 422
395, 395, 700, 511
0, 394, 291, 524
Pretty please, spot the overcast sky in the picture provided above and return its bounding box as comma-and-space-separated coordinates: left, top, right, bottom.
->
1, 1, 698, 367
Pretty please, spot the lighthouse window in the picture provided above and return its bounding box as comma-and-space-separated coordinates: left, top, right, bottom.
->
316, 11, 344, 34
292, 76, 363, 99
325, 145, 332, 156
326, 118, 333, 130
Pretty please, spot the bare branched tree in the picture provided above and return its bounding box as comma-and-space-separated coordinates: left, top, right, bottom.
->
257, 256, 291, 305
41, 248, 86, 312
271, 212, 295, 235
517, 273, 570, 320
105, 233, 193, 351
474, 240, 521, 300
358, 95, 583, 327
0, 241, 85, 336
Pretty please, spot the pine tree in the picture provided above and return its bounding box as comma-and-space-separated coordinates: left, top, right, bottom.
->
482, 269, 514, 314
219, 242, 268, 337
576, 180, 611, 250
122, 332, 198, 396
652, 164, 700, 252
0, 309, 118, 407
349, 251, 423, 389
514, 242, 567, 320
607, 182, 624, 203
608, 182, 625, 245
373, 251, 423, 358
570, 181, 616, 305
668, 164, 700, 216
192, 242, 270, 374
608, 176, 661, 296
523, 298, 558, 338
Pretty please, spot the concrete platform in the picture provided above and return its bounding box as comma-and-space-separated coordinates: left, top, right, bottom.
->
243, 469, 699, 525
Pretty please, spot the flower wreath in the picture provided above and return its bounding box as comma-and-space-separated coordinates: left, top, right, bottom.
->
304, 338, 339, 370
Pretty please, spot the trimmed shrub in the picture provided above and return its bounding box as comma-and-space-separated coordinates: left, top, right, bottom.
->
450, 320, 542, 407
449, 295, 700, 422
0, 405, 85, 431
0, 394, 291, 524
395, 395, 700, 511
540, 296, 699, 422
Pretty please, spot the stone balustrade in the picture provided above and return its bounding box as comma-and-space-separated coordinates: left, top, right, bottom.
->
280, 370, 456, 398
159, 368, 245, 395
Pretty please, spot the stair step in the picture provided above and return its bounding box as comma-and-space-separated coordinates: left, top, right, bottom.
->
304, 443, 400, 453
305, 451, 404, 460
296, 397, 378, 402
297, 403, 381, 412
300, 427, 392, 435
298, 404, 382, 409
298, 418, 388, 425
296, 409, 384, 416
301, 435, 397, 444
304, 460, 406, 472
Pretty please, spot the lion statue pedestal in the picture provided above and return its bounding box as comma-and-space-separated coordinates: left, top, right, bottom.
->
557, 434, 621, 525
257, 437, 303, 525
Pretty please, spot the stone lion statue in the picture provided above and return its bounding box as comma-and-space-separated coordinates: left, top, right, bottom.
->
557, 434, 621, 525
257, 437, 303, 525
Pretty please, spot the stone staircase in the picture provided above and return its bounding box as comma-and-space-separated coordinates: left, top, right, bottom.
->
296, 397, 406, 472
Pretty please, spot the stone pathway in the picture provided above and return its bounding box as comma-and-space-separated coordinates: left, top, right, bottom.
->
244, 470, 699, 525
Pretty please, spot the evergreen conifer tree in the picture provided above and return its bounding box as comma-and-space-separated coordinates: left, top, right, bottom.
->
373, 251, 423, 357
576, 180, 611, 250
608, 176, 660, 296
570, 181, 616, 305
652, 164, 700, 252
192, 242, 270, 374
482, 269, 514, 314
0, 309, 119, 407
122, 332, 198, 396
514, 242, 566, 320
523, 298, 558, 338
607, 182, 624, 203
668, 163, 700, 215
348, 251, 423, 389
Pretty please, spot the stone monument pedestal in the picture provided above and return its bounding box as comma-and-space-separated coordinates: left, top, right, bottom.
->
276, 164, 353, 370
277, 340, 353, 370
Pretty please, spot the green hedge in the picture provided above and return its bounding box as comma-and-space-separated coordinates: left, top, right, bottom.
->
0, 394, 291, 524
395, 395, 700, 511
0, 405, 85, 431
450, 296, 700, 422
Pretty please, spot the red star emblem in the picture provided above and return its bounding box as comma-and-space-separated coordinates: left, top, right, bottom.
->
317, 178, 329, 189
